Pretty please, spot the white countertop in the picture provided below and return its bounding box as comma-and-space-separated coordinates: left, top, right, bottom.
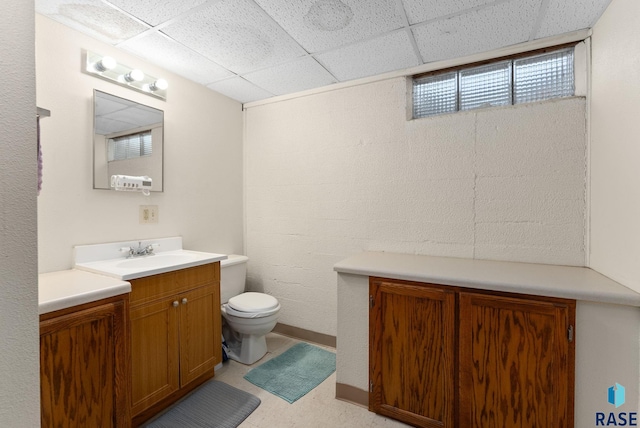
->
39, 269, 131, 315
40, 237, 228, 314
334, 252, 640, 307
74, 249, 227, 280
73, 237, 226, 280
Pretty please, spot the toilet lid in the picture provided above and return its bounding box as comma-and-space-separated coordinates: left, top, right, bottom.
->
228, 292, 279, 313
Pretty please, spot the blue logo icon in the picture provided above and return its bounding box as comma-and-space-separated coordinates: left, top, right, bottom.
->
608, 383, 626, 408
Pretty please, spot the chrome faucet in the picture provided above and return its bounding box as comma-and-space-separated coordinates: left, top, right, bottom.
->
120, 242, 158, 258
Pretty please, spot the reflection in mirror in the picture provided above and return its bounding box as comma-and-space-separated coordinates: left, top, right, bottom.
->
93, 90, 163, 192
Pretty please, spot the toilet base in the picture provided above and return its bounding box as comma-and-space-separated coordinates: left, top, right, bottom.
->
222, 321, 269, 365
226, 333, 268, 365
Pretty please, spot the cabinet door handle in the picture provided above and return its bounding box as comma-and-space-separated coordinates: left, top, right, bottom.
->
172, 301, 179, 307
182, 298, 188, 305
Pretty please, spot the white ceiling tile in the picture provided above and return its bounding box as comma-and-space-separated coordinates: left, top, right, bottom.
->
106, 0, 210, 26
36, 0, 613, 104
412, 0, 542, 63
119, 32, 233, 85
243, 57, 336, 95
161, 0, 307, 74
254, 0, 405, 53
35, 0, 148, 44
207, 77, 275, 104
401, 0, 497, 25
316, 30, 420, 81
535, 0, 612, 39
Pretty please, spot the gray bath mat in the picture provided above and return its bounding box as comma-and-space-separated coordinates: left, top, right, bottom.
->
144, 380, 260, 428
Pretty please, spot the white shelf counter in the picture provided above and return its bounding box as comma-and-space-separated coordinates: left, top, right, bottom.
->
334, 251, 640, 306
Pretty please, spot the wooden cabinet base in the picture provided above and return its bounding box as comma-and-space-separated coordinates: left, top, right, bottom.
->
129, 263, 221, 426
369, 277, 575, 428
40, 295, 131, 428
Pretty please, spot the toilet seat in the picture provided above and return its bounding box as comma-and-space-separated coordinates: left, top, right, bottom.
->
225, 292, 280, 319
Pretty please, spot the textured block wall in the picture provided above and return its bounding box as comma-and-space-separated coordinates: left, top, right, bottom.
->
244, 78, 586, 336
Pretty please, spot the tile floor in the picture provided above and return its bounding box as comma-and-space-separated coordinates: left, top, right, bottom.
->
214, 333, 409, 428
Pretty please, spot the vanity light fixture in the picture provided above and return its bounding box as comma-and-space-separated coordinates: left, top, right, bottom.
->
83, 50, 168, 100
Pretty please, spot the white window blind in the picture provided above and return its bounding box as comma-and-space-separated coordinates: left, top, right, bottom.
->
108, 131, 152, 162
413, 47, 575, 119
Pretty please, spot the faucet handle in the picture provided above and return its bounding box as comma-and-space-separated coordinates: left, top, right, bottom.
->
120, 246, 134, 258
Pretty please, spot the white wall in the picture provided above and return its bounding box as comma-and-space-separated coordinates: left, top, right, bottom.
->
36, 15, 245, 273
0, 2, 40, 426
590, 0, 640, 294
244, 79, 587, 337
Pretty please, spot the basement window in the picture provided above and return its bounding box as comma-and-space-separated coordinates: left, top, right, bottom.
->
107, 131, 152, 162
412, 47, 575, 119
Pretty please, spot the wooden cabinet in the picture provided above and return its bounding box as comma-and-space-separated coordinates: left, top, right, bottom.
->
40, 294, 131, 428
369, 277, 575, 428
459, 292, 575, 427
369, 279, 456, 427
129, 263, 221, 425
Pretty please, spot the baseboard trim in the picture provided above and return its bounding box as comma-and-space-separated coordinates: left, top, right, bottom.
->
336, 383, 369, 408
272, 323, 336, 348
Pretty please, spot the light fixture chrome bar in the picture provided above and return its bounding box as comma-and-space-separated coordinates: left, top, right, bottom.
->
82, 50, 168, 100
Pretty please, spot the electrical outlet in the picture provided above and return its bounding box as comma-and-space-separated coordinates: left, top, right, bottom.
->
139, 205, 159, 224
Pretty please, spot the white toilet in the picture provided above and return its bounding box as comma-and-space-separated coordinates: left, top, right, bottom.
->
220, 255, 280, 365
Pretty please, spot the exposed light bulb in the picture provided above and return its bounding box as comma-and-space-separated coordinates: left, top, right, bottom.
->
95, 56, 116, 72
149, 79, 168, 91
124, 69, 144, 82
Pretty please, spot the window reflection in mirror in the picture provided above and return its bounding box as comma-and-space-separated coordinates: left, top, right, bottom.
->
93, 90, 164, 191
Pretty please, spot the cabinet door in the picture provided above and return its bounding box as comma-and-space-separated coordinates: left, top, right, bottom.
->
370, 278, 456, 428
459, 292, 575, 428
40, 298, 130, 428
130, 298, 180, 416
178, 284, 218, 386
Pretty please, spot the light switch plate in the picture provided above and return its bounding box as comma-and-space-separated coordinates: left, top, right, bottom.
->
140, 205, 159, 224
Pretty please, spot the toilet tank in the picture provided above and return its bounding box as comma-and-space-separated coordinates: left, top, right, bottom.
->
220, 254, 249, 304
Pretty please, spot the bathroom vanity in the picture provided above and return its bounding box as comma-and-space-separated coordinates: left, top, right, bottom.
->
335, 252, 640, 428
39, 237, 226, 427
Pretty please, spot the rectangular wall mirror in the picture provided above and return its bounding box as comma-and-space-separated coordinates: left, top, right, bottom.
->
93, 90, 164, 192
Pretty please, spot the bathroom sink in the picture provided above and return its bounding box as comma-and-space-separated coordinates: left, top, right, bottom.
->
74, 243, 227, 281
116, 253, 197, 269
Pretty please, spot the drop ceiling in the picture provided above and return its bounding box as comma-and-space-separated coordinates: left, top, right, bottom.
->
36, 0, 612, 104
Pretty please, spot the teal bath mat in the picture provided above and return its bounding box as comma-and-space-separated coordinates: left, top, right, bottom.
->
243, 342, 336, 403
